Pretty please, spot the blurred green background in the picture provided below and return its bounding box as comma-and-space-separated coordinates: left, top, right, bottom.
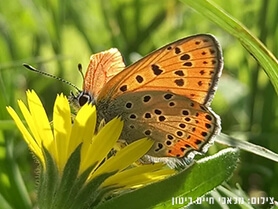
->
0, 0, 277, 208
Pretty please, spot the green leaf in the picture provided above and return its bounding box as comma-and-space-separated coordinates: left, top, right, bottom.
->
180, 0, 278, 94
0, 193, 13, 209
0, 132, 32, 209
38, 147, 60, 209
62, 164, 97, 209
37, 143, 115, 209
51, 144, 82, 209
69, 172, 116, 209
95, 148, 239, 209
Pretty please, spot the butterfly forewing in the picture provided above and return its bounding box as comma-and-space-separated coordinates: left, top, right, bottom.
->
97, 91, 220, 159
97, 34, 223, 106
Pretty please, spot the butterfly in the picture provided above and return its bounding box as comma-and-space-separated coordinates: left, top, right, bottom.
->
70, 34, 223, 165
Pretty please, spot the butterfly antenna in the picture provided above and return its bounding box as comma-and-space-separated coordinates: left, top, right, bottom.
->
77, 63, 86, 82
23, 63, 81, 92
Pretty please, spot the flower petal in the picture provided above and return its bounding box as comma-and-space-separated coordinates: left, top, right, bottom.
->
53, 94, 72, 172
17, 99, 41, 146
101, 163, 175, 189
26, 90, 54, 153
6, 106, 44, 165
79, 117, 123, 175
89, 138, 153, 180
68, 103, 96, 157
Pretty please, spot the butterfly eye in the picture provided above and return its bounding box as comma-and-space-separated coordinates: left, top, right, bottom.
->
77, 92, 93, 106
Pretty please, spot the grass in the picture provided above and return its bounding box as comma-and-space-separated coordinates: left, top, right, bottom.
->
0, 0, 277, 208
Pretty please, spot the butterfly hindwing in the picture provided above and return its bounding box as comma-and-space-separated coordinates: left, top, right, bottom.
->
97, 91, 220, 159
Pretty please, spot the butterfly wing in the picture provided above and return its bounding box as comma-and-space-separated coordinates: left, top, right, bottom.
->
98, 91, 220, 159
83, 48, 125, 97
97, 34, 223, 106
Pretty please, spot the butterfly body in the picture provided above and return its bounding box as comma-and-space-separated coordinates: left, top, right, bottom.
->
71, 34, 223, 163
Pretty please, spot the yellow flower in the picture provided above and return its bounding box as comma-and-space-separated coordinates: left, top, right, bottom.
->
7, 90, 175, 208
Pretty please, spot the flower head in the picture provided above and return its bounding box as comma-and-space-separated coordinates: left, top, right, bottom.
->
7, 90, 175, 208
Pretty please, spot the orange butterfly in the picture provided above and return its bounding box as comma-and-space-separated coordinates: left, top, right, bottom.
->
71, 34, 223, 164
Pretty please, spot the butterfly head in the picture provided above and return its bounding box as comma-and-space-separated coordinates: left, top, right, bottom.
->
69, 91, 95, 109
